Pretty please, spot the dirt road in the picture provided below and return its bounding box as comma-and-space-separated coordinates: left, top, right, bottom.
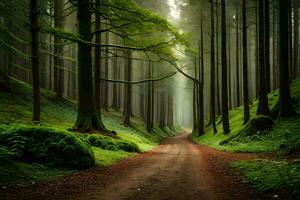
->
0, 133, 284, 200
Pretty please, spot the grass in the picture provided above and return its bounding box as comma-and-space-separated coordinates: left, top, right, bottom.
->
93, 147, 136, 167
0, 78, 173, 186
231, 160, 300, 198
0, 162, 73, 186
192, 78, 300, 153
191, 79, 300, 196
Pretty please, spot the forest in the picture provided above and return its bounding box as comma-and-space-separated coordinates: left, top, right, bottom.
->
0, 0, 300, 199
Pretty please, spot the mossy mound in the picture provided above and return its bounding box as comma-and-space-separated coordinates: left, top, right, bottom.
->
221, 115, 274, 145
0, 126, 95, 169
87, 134, 141, 153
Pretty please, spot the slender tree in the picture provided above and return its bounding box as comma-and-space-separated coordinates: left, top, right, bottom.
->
278, 0, 296, 118
257, 0, 270, 116
198, 11, 205, 136
221, 0, 230, 134
123, 50, 132, 126
235, 3, 240, 107
30, 0, 40, 123
54, 0, 64, 98
242, 0, 250, 124
210, 0, 217, 133
265, 0, 271, 93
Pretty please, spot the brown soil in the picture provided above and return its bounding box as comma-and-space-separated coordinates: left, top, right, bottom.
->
0, 132, 291, 200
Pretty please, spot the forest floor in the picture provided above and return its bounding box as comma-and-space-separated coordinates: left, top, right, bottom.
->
0, 131, 288, 200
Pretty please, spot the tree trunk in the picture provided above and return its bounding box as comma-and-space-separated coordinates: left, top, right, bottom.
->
265, 0, 271, 93
30, 0, 41, 123
146, 61, 152, 132
54, 0, 64, 98
95, 0, 101, 114
73, 0, 106, 132
242, 0, 250, 124
221, 0, 230, 134
235, 5, 241, 107
198, 12, 205, 136
278, 0, 296, 118
167, 94, 174, 130
210, 0, 217, 133
103, 30, 109, 110
294, 5, 299, 79
257, 0, 270, 116
112, 50, 119, 110
123, 50, 132, 126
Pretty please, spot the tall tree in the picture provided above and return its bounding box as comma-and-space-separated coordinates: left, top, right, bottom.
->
73, 0, 106, 132
210, 0, 217, 133
54, 0, 64, 97
242, 0, 250, 124
30, 0, 41, 123
235, 2, 241, 107
123, 50, 132, 126
265, 0, 271, 93
294, 2, 299, 79
221, 0, 230, 134
278, 0, 296, 117
198, 11, 205, 136
257, 0, 270, 116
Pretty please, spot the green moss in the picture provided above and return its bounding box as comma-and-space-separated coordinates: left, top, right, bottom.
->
0, 161, 73, 186
231, 160, 300, 197
93, 147, 136, 167
0, 125, 95, 169
193, 79, 300, 153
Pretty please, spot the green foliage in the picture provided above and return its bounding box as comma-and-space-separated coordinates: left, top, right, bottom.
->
192, 79, 300, 153
232, 160, 300, 198
87, 134, 141, 153
220, 115, 274, 145
0, 125, 95, 169
0, 161, 73, 186
93, 147, 135, 167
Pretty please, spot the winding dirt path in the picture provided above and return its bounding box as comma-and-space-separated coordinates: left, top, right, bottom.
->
0, 132, 288, 200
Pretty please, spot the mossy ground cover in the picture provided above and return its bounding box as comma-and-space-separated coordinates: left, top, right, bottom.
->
192, 79, 300, 153
191, 79, 300, 195
0, 78, 173, 186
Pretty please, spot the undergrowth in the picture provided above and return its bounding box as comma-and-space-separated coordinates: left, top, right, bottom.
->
232, 160, 300, 198
0, 78, 173, 186
192, 79, 300, 153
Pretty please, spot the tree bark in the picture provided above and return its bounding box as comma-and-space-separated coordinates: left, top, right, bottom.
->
123, 50, 132, 126
30, 0, 41, 123
198, 12, 205, 136
265, 0, 271, 93
235, 4, 241, 107
210, 0, 217, 133
278, 0, 296, 118
242, 0, 250, 124
294, 5, 299, 79
221, 0, 230, 134
257, 0, 270, 116
54, 0, 64, 98
73, 0, 106, 132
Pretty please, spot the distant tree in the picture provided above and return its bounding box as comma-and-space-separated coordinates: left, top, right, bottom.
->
278, 0, 296, 118
221, 0, 230, 134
